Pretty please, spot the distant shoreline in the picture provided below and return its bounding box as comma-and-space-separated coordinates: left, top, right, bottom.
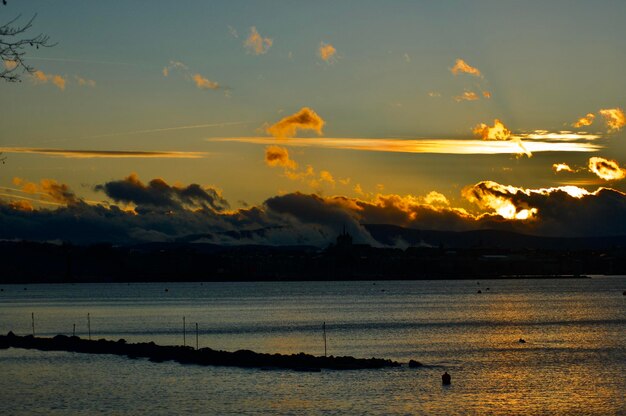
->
0, 275, 595, 285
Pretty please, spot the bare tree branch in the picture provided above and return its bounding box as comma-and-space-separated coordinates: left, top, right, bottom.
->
1, 6, 56, 82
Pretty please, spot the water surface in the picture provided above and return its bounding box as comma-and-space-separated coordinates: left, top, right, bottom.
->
1, 277, 624, 415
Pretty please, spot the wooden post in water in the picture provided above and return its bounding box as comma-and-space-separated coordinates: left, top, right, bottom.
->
323, 321, 327, 357
31, 313, 35, 337
183, 316, 186, 347
195, 322, 199, 350
87, 313, 91, 340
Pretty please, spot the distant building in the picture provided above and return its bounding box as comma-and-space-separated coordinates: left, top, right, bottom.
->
336, 226, 353, 248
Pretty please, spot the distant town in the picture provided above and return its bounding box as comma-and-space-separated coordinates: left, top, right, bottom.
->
1, 226, 625, 283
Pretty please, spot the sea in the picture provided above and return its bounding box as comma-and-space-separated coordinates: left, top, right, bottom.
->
0, 277, 624, 415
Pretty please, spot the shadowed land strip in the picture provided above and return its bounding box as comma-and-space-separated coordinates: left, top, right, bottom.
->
0, 332, 402, 371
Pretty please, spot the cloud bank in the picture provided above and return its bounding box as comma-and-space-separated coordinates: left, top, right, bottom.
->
2, 174, 626, 245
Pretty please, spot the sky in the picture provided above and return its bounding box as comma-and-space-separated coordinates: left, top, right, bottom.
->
1, 1, 626, 244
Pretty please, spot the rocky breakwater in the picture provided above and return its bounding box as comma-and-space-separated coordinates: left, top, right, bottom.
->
0, 332, 402, 371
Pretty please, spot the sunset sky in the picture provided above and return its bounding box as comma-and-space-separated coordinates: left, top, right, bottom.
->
1, 1, 626, 244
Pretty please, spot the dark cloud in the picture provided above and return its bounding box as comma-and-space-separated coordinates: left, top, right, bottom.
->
1, 175, 625, 246
95, 173, 229, 212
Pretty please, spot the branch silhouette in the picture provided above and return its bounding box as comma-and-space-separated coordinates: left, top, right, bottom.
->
1, 2, 56, 82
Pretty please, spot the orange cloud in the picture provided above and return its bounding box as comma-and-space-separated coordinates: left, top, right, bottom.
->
450, 58, 481, 77
423, 191, 450, 206
573, 113, 595, 128
265, 146, 297, 170
8, 199, 34, 211
13, 177, 79, 205
588, 157, 626, 181
454, 91, 479, 102
473, 119, 531, 157
32, 70, 66, 90
318, 42, 337, 62
473, 119, 511, 141
599, 108, 625, 131
266, 107, 325, 139
192, 73, 220, 90
482, 91, 492, 99
319, 170, 335, 186
244, 26, 272, 55
552, 163, 574, 173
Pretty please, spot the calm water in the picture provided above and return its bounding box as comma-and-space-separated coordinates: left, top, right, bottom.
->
0, 278, 625, 415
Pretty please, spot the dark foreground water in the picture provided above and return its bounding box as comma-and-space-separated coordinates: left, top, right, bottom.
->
1, 277, 625, 415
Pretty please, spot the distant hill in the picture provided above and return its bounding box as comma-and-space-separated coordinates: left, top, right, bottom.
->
364, 224, 626, 250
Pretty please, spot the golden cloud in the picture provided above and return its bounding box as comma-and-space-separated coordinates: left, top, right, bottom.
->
423, 191, 450, 206
13, 177, 79, 205
588, 157, 626, 181
462, 181, 592, 220
266, 107, 325, 139
244, 26, 272, 55
599, 108, 626, 131
265, 145, 297, 170
8, 199, 34, 211
318, 42, 337, 62
212, 136, 601, 155
454, 91, 479, 102
319, 170, 335, 186
573, 113, 595, 128
473, 119, 511, 141
482, 91, 492, 99
450, 58, 481, 77
474, 119, 531, 157
192, 73, 220, 90
552, 163, 574, 173
32, 70, 66, 90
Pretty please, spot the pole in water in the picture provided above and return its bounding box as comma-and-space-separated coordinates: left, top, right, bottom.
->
87, 313, 91, 341
31, 313, 35, 337
183, 316, 186, 347
323, 321, 327, 357
195, 322, 199, 350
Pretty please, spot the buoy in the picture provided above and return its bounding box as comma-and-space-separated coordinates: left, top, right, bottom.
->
442, 371, 451, 385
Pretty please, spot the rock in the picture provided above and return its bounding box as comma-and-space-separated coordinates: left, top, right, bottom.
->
408, 359, 423, 368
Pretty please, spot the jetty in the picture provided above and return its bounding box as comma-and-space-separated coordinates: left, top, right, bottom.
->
0, 332, 401, 371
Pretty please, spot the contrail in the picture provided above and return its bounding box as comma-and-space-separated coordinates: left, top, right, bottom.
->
3, 121, 253, 147
85, 121, 251, 139
27, 57, 138, 67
